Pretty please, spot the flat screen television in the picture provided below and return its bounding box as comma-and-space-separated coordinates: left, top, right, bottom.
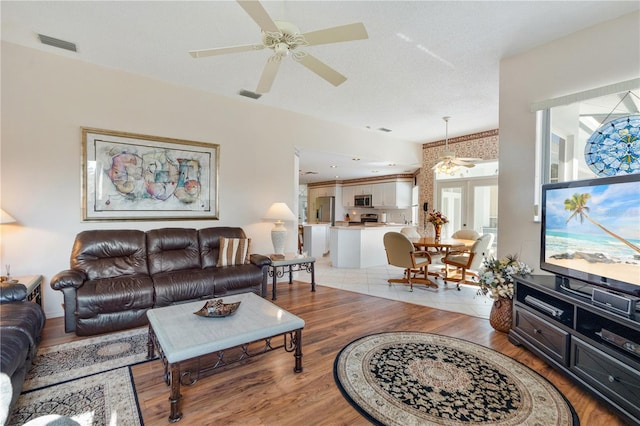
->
540, 173, 640, 298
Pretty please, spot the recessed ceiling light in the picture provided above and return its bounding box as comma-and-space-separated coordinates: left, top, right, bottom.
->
371, 170, 379, 173
388, 163, 396, 166
352, 158, 360, 161
330, 165, 338, 168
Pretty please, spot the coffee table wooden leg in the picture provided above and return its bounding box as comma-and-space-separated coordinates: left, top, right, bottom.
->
169, 363, 183, 422
294, 328, 303, 373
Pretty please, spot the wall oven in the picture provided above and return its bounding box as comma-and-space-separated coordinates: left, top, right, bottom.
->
354, 194, 373, 207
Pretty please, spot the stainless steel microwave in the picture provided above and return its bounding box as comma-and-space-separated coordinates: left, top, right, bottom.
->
354, 194, 373, 207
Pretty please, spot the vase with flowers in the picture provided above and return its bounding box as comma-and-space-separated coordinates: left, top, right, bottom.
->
426, 210, 448, 242
477, 254, 533, 332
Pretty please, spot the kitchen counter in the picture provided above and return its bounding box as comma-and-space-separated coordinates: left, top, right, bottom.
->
329, 225, 405, 268
303, 224, 331, 257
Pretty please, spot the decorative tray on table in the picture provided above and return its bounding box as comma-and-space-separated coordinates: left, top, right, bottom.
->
194, 299, 241, 318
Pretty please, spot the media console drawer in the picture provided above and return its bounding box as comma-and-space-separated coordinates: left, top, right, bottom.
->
571, 337, 640, 420
514, 306, 570, 365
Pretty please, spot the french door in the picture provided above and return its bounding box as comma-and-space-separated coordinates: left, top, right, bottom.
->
436, 177, 498, 252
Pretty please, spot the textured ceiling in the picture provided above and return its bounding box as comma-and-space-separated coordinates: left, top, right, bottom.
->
2, 1, 638, 183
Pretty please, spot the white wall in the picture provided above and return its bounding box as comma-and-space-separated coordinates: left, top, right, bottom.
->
0, 41, 421, 318
498, 11, 640, 267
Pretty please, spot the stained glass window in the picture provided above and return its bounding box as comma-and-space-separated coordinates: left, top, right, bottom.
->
584, 115, 640, 177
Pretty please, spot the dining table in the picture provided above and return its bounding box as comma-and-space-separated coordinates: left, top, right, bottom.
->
411, 237, 476, 279
411, 237, 475, 253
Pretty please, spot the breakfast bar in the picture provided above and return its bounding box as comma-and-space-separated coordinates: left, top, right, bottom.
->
329, 224, 405, 268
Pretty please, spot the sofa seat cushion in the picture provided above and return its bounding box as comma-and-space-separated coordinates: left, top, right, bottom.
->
153, 269, 216, 307
211, 264, 263, 295
0, 302, 45, 349
76, 274, 154, 318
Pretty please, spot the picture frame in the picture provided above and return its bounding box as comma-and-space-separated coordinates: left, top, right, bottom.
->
82, 127, 219, 221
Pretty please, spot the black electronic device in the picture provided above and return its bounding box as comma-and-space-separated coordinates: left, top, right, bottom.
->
423, 202, 429, 211
524, 295, 564, 318
598, 328, 640, 357
592, 288, 638, 317
540, 173, 640, 298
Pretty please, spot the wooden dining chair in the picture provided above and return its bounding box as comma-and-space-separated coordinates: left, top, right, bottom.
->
441, 233, 493, 290
383, 232, 437, 291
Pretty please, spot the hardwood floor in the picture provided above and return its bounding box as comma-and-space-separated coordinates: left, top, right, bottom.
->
39, 283, 628, 425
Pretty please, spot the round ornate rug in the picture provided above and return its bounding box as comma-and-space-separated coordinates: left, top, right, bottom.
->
334, 332, 578, 425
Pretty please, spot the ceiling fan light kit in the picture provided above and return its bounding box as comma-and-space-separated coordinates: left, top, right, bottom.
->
433, 116, 481, 175
189, 0, 368, 94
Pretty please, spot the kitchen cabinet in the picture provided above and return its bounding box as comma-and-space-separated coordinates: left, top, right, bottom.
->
353, 184, 372, 196
369, 181, 413, 208
342, 186, 355, 207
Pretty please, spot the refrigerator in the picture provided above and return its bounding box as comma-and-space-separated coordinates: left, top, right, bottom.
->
316, 196, 335, 225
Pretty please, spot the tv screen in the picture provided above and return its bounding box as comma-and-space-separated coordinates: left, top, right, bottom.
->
540, 173, 640, 297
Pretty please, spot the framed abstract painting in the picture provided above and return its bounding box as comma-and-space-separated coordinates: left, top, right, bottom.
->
82, 127, 219, 221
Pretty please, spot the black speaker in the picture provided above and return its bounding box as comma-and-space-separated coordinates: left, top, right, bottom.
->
592, 288, 637, 316
423, 202, 429, 212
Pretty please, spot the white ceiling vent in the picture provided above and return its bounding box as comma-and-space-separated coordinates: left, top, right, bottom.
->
38, 34, 77, 52
238, 89, 262, 100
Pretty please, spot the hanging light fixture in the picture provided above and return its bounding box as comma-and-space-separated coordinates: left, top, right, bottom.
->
432, 116, 481, 175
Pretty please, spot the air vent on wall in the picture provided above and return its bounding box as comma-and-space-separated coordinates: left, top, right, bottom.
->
38, 34, 77, 52
238, 89, 262, 100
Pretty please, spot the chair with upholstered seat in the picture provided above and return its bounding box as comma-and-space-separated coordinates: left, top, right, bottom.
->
441, 233, 493, 290
450, 229, 480, 240
383, 232, 436, 292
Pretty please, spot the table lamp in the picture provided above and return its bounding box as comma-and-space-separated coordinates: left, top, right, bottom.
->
1, 209, 17, 224
263, 202, 296, 255
1, 209, 17, 282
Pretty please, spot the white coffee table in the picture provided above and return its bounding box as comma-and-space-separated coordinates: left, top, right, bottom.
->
146, 292, 305, 422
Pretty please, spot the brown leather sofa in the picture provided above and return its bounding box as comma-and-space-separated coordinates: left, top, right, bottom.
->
51, 227, 271, 336
0, 282, 46, 425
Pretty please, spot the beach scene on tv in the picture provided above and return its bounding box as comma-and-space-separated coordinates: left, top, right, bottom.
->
544, 179, 640, 287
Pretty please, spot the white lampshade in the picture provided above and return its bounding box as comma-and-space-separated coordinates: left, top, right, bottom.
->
0, 209, 17, 224
263, 202, 296, 254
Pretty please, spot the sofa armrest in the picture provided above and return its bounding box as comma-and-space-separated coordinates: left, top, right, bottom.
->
249, 254, 272, 268
0, 283, 27, 303
50, 269, 87, 291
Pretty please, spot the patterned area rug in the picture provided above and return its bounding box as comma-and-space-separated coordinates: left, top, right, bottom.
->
8, 368, 141, 426
334, 332, 579, 426
8, 327, 153, 426
24, 327, 151, 391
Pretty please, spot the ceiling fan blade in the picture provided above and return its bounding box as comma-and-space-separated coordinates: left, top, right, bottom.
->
303, 22, 368, 46
237, 0, 280, 33
189, 44, 264, 58
297, 53, 347, 87
256, 56, 282, 94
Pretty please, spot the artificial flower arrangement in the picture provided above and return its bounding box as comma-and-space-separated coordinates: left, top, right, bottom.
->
477, 254, 533, 300
427, 210, 449, 226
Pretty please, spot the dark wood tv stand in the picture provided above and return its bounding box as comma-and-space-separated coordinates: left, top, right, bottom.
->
509, 275, 640, 425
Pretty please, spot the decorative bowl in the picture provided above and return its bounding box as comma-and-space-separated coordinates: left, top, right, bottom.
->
194, 299, 241, 318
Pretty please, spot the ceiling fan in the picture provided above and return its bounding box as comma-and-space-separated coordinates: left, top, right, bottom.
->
432, 116, 482, 175
189, 0, 368, 94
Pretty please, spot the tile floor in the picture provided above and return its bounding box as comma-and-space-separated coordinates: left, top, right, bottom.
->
312, 256, 493, 319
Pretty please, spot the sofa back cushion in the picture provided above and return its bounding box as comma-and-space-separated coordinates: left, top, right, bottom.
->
71, 230, 148, 280
147, 228, 201, 274
199, 227, 248, 269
